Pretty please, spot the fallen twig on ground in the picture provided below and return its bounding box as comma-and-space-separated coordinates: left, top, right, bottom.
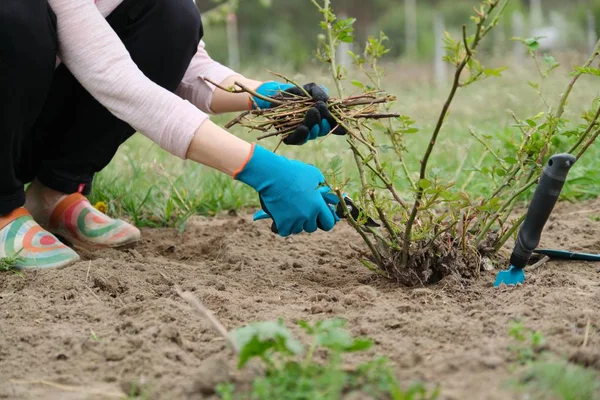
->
525, 256, 551, 272
175, 285, 239, 353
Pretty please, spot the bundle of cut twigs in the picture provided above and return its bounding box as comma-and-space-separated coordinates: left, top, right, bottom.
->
202, 74, 399, 147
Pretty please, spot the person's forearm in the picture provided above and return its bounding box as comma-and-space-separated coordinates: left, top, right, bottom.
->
209, 75, 263, 114
185, 119, 253, 176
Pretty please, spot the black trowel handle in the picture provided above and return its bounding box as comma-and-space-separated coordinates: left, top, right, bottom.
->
510, 153, 576, 269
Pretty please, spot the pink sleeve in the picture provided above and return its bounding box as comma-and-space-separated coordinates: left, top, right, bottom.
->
176, 40, 241, 114
48, 0, 207, 159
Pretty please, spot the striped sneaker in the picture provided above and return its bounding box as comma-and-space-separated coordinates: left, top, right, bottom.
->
0, 208, 80, 270
46, 193, 141, 249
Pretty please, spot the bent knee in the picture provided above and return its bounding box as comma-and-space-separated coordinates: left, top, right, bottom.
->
0, 1, 57, 66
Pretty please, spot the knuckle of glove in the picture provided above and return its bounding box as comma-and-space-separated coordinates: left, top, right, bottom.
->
284, 125, 310, 145
304, 107, 322, 128
304, 83, 329, 102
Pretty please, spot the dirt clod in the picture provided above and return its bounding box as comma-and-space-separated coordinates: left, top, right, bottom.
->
570, 348, 600, 369
189, 355, 231, 395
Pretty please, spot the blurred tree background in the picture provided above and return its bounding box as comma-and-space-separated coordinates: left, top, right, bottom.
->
195, 0, 600, 72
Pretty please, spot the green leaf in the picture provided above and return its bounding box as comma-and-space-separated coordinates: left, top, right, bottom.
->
503, 156, 518, 165
310, 319, 373, 353
404, 128, 419, 134
345, 338, 373, 352
483, 66, 508, 77
350, 80, 364, 88
573, 66, 600, 76
525, 38, 540, 51
526, 119, 537, 127
418, 179, 431, 189
543, 54, 559, 68
297, 320, 314, 334
231, 320, 304, 369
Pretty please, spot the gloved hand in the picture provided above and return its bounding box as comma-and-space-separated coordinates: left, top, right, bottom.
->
252, 81, 347, 145
234, 143, 340, 237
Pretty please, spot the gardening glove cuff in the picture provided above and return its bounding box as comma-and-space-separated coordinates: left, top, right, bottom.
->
234, 143, 340, 237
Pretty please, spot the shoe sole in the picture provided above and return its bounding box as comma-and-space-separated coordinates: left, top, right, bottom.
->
17, 253, 81, 270
54, 233, 142, 252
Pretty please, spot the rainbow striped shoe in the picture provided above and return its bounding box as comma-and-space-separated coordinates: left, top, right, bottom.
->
46, 193, 141, 250
0, 208, 80, 270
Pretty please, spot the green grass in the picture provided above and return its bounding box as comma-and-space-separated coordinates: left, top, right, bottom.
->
506, 321, 600, 400
518, 358, 600, 400
90, 57, 600, 227
215, 318, 439, 400
0, 250, 24, 277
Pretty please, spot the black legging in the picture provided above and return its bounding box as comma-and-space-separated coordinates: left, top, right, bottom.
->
0, 0, 203, 215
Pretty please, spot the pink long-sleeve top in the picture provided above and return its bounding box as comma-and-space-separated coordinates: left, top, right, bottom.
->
48, 0, 240, 159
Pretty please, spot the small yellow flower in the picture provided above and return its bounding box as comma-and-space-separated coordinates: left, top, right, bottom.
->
94, 201, 108, 214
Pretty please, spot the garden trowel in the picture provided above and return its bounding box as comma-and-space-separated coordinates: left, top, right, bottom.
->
494, 153, 577, 287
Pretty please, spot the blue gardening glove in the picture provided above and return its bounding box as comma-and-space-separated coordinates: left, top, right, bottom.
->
252, 81, 347, 145
235, 144, 340, 237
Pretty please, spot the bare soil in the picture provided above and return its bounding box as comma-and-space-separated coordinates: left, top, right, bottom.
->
1, 198, 600, 400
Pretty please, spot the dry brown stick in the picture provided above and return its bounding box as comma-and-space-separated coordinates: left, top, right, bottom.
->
273, 138, 285, 153
234, 81, 286, 106
85, 260, 91, 284
525, 256, 550, 272
202, 76, 245, 93
582, 318, 591, 347
86, 286, 102, 303
353, 113, 400, 119
225, 110, 251, 129
257, 126, 297, 140
265, 69, 311, 97
337, 97, 394, 107
203, 76, 287, 107
175, 286, 239, 353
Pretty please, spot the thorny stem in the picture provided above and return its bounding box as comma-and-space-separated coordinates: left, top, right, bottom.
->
334, 188, 384, 266
317, 0, 395, 244
568, 105, 600, 154
234, 81, 286, 106
266, 69, 311, 98
399, 153, 416, 190
576, 127, 600, 159
493, 213, 526, 253
321, 0, 344, 98
460, 149, 489, 191
369, 190, 399, 242
347, 140, 408, 210
402, 0, 499, 268
487, 163, 521, 201
469, 127, 505, 168
484, 39, 600, 249
556, 40, 600, 120
475, 177, 536, 244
